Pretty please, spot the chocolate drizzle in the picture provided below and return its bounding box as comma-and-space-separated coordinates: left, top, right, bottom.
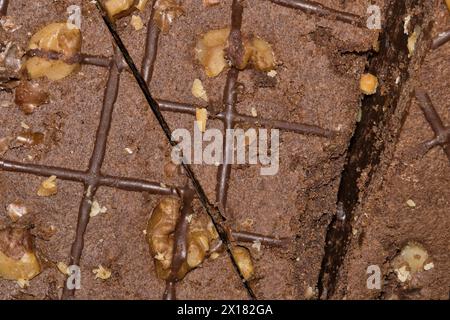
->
431, 29, 450, 49
163, 187, 193, 300
269, 0, 364, 26
415, 89, 450, 162
0, 0, 8, 16
26, 49, 112, 68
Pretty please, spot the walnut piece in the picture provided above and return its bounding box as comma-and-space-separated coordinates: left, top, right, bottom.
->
195, 28, 276, 77
0, 228, 41, 281
56, 262, 69, 275
153, 0, 184, 33
231, 246, 254, 281
146, 197, 218, 280
136, 0, 150, 11
104, 0, 136, 19
393, 242, 430, 283
6, 202, 28, 222
195, 28, 230, 77
25, 23, 81, 80
16, 130, 45, 146
203, 0, 221, 6
131, 15, 144, 31
14, 81, 49, 114
249, 37, 276, 72
191, 79, 208, 102
196, 108, 208, 132
360, 73, 378, 95
37, 175, 58, 197
93, 265, 112, 280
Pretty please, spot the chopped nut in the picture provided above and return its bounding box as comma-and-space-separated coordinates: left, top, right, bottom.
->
395, 265, 411, 283
192, 78, 208, 102
203, 0, 220, 6
195, 28, 275, 76
360, 73, 378, 95
20, 122, 30, 130
147, 197, 182, 279
56, 261, 69, 275
195, 28, 230, 77
104, 0, 135, 19
153, 0, 184, 33
406, 199, 416, 208
124, 147, 134, 154
0, 228, 41, 281
154, 252, 166, 261
393, 242, 430, 283
163, 162, 178, 177
136, 0, 150, 11
130, 15, 144, 31
249, 37, 276, 72
89, 200, 107, 217
6, 202, 28, 222
26, 23, 81, 80
267, 70, 277, 78
186, 230, 210, 268
0, 137, 11, 155
37, 175, 58, 197
16, 130, 45, 146
210, 252, 220, 260
251, 107, 257, 117
146, 197, 216, 280
196, 108, 208, 132
400, 242, 428, 273
15, 81, 49, 114
17, 279, 30, 288
251, 240, 261, 252
423, 262, 434, 271
92, 265, 111, 280
231, 246, 254, 281
403, 15, 411, 35
407, 26, 421, 58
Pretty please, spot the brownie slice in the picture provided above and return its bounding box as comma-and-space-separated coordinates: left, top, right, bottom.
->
0, 0, 381, 299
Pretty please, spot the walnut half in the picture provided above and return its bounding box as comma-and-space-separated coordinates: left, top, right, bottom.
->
25, 23, 81, 80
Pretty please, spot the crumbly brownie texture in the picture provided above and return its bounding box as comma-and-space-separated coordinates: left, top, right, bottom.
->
1, 0, 447, 300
